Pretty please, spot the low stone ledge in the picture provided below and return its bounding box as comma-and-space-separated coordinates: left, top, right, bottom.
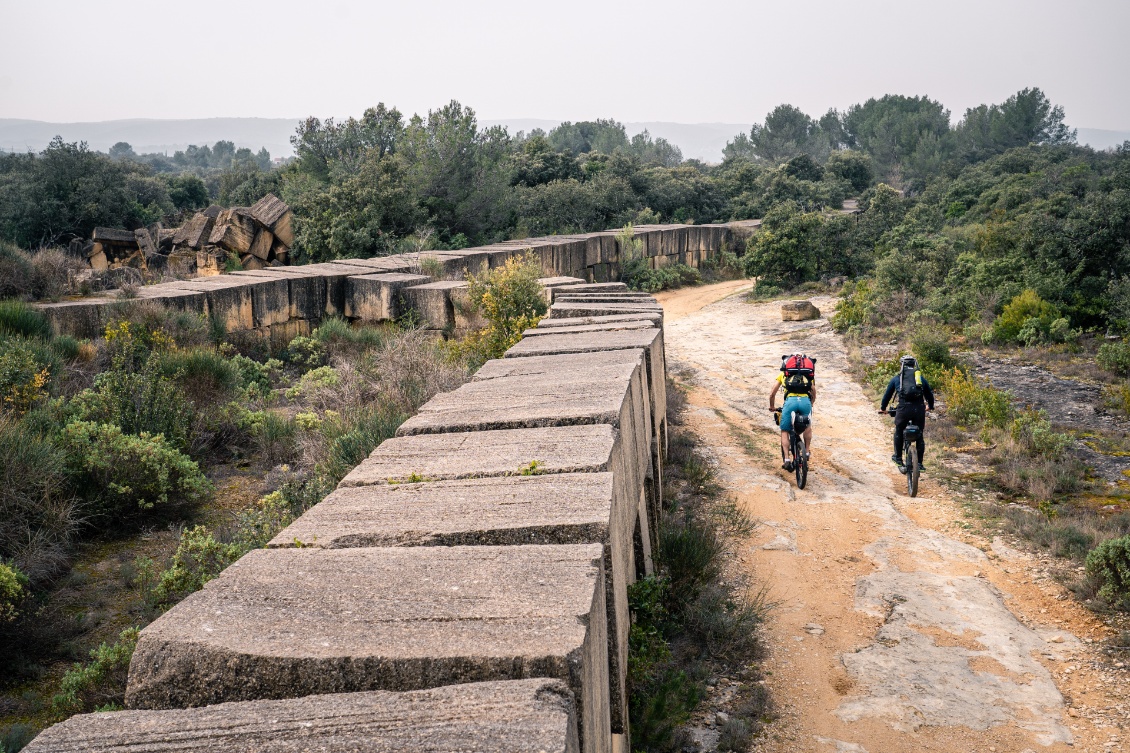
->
553, 294, 656, 304
125, 545, 611, 753
230, 269, 327, 322
29, 679, 578, 753
169, 277, 257, 331
555, 283, 629, 294
38, 297, 119, 339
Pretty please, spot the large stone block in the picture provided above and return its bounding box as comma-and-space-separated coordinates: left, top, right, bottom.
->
27, 679, 579, 753
781, 300, 821, 321
535, 313, 663, 329
522, 320, 655, 337
173, 278, 256, 331
231, 268, 326, 323
126, 545, 611, 753
132, 284, 210, 316
345, 273, 431, 322
548, 302, 663, 320
271, 473, 632, 732
553, 294, 657, 304
340, 425, 619, 487
272, 262, 379, 318
555, 283, 629, 294
37, 298, 118, 339
401, 280, 465, 330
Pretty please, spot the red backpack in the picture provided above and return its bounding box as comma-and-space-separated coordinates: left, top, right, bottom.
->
782, 354, 815, 395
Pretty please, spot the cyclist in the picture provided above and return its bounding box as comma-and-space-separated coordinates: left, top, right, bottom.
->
878, 355, 935, 471
769, 354, 816, 471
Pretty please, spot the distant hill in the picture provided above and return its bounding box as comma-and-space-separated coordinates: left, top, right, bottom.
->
0, 118, 301, 159
1, 117, 1124, 163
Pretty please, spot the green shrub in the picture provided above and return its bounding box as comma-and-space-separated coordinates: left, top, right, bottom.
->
911, 329, 957, 371
991, 290, 1061, 344
454, 252, 547, 365
285, 365, 340, 401
832, 279, 875, 332
1098, 340, 1130, 376
0, 415, 74, 581
628, 264, 702, 293
52, 627, 139, 715
1009, 409, 1073, 458
0, 723, 36, 753
60, 421, 212, 519
0, 562, 28, 623
1086, 535, 1130, 609
152, 526, 243, 604
255, 411, 298, 465
320, 405, 407, 484
285, 335, 325, 367
0, 338, 52, 415
156, 347, 242, 409
312, 317, 387, 355
0, 300, 52, 340
942, 368, 1015, 429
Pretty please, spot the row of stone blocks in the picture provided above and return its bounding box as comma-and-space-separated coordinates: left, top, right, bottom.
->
36, 220, 756, 340
27, 286, 669, 753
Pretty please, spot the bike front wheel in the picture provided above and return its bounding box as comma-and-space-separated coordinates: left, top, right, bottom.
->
795, 436, 808, 489
905, 445, 919, 497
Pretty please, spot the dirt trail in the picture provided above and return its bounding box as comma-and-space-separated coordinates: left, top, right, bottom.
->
658, 287, 1128, 753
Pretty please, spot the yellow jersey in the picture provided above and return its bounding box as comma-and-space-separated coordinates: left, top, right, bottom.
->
777, 372, 814, 399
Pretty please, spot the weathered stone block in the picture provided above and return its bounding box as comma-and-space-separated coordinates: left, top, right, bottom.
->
781, 300, 821, 321
272, 262, 372, 318
522, 321, 655, 337
339, 425, 619, 487
271, 473, 633, 731
535, 313, 662, 329
125, 545, 611, 753
555, 283, 630, 294
173, 278, 256, 331
231, 268, 326, 323
28, 680, 579, 753
37, 298, 117, 339
548, 302, 663, 320
401, 280, 465, 330
345, 273, 431, 322
451, 285, 488, 331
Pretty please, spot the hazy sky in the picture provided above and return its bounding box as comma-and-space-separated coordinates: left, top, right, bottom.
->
1, 0, 1127, 129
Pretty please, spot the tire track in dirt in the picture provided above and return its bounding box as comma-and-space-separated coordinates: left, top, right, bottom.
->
658, 288, 1127, 753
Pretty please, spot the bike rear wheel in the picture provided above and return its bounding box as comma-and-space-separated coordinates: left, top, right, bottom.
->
795, 435, 808, 489
905, 444, 919, 497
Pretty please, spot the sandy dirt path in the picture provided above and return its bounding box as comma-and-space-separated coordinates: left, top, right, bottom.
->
658, 286, 1128, 753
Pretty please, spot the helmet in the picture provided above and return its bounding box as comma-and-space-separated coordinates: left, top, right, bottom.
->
900, 354, 917, 367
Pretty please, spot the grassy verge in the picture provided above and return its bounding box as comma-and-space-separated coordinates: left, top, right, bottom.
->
628, 378, 773, 752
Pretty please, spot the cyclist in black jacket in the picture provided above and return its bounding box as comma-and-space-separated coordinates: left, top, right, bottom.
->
878, 355, 935, 470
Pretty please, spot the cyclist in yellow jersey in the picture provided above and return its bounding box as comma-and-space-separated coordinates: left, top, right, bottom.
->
769, 367, 816, 471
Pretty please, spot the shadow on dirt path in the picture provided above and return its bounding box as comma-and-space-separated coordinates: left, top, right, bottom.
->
659, 289, 1127, 753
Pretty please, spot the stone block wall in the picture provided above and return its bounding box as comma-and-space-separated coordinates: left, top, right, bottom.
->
37, 220, 759, 341
27, 279, 681, 753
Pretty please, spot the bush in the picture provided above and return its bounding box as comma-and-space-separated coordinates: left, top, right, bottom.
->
52, 627, 139, 715
991, 290, 1062, 344
60, 421, 212, 520
319, 405, 407, 484
942, 368, 1015, 429
911, 328, 957, 371
1097, 340, 1130, 376
0, 562, 28, 623
628, 264, 702, 293
1085, 535, 1130, 609
151, 526, 243, 605
0, 338, 51, 416
0, 300, 52, 340
158, 347, 240, 406
0, 415, 75, 582
831, 279, 875, 332
455, 252, 547, 365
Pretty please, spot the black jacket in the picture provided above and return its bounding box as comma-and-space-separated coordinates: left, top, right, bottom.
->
881, 373, 935, 411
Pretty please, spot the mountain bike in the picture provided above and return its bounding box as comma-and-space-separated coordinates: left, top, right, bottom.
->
886, 409, 922, 497
772, 408, 809, 489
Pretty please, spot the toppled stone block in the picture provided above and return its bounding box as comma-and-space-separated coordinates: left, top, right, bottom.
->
345, 273, 432, 322
28, 680, 579, 753
401, 280, 466, 330
126, 545, 611, 753
781, 300, 821, 321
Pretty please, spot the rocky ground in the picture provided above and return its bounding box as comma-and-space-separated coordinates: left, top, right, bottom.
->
654, 284, 1129, 753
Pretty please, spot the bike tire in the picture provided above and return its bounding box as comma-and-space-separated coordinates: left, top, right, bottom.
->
795, 436, 808, 489
905, 445, 919, 497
